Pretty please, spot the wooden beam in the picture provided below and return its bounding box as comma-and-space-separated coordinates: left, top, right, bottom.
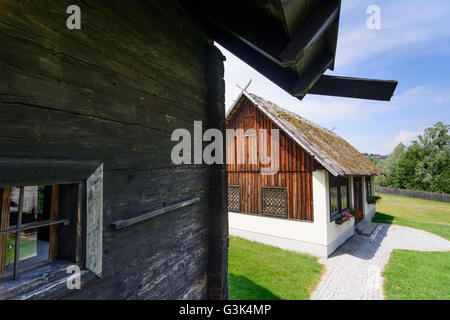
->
309, 75, 398, 101
111, 197, 200, 230
280, 0, 340, 64
180, 7, 299, 94
290, 54, 334, 99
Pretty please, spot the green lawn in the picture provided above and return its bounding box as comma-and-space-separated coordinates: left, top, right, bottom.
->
382, 250, 450, 300
373, 193, 450, 240
228, 236, 323, 300
374, 193, 450, 299
7, 237, 37, 265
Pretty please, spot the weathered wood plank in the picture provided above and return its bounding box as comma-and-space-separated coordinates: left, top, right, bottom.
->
85, 164, 103, 278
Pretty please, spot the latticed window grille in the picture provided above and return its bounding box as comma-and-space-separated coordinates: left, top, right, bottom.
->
228, 185, 240, 212
261, 187, 287, 217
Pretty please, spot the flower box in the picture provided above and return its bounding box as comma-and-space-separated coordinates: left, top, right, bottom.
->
335, 210, 353, 225
367, 195, 382, 204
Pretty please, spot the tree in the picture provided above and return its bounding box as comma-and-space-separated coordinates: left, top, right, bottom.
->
375, 143, 405, 186
377, 122, 449, 193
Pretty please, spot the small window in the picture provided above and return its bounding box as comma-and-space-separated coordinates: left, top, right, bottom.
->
0, 158, 103, 296
0, 184, 78, 281
228, 185, 240, 212
261, 187, 287, 218
329, 175, 349, 221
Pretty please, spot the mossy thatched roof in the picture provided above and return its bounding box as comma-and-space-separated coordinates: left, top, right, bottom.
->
226, 91, 385, 177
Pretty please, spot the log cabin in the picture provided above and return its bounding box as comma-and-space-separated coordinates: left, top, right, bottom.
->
0, 0, 396, 299
227, 91, 385, 257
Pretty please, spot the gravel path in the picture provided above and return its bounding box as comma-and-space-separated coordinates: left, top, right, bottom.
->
311, 223, 450, 300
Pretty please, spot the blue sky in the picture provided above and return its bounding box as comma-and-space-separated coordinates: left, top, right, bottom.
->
220, 0, 450, 155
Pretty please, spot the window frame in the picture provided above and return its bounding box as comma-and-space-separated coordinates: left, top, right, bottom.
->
329, 175, 350, 222
0, 185, 72, 280
0, 158, 103, 299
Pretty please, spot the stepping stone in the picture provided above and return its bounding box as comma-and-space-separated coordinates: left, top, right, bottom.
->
356, 221, 379, 237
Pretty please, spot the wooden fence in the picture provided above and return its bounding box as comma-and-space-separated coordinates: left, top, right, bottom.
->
375, 186, 450, 202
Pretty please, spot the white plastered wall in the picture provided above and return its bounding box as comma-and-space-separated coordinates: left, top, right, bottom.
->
324, 171, 355, 256
363, 175, 377, 221
229, 170, 356, 258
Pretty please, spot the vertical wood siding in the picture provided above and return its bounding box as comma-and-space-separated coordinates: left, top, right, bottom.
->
227, 100, 315, 221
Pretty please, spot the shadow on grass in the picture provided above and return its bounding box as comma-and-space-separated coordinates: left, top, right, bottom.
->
228, 273, 281, 300
372, 212, 395, 224
374, 211, 450, 240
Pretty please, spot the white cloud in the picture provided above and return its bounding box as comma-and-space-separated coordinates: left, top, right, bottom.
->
334, 0, 450, 73
381, 129, 423, 154
218, 1, 450, 156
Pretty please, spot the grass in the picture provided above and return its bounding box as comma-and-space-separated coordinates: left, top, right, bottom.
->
7, 237, 37, 265
376, 193, 450, 299
228, 236, 323, 300
382, 250, 450, 300
373, 193, 450, 240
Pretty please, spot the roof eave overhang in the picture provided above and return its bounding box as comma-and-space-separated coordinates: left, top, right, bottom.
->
178, 0, 397, 101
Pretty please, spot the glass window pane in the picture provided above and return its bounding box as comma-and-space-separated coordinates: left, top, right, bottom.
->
9, 186, 40, 228
22, 186, 39, 224
341, 185, 348, 210
18, 229, 49, 273
330, 187, 338, 213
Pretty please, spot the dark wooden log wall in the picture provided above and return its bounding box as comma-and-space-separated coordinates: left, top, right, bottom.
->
0, 0, 225, 299
227, 100, 315, 221
205, 46, 228, 300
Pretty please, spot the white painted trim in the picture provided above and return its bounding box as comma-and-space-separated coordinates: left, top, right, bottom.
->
230, 228, 328, 257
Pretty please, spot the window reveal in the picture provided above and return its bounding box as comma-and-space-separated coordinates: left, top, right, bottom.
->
329, 186, 338, 214
365, 176, 373, 199
340, 185, 348, 210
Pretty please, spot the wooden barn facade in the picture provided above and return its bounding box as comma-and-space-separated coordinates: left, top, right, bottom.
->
0, 0, 396, 300
227, 91, 387, 257
226, 97, 315, 221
